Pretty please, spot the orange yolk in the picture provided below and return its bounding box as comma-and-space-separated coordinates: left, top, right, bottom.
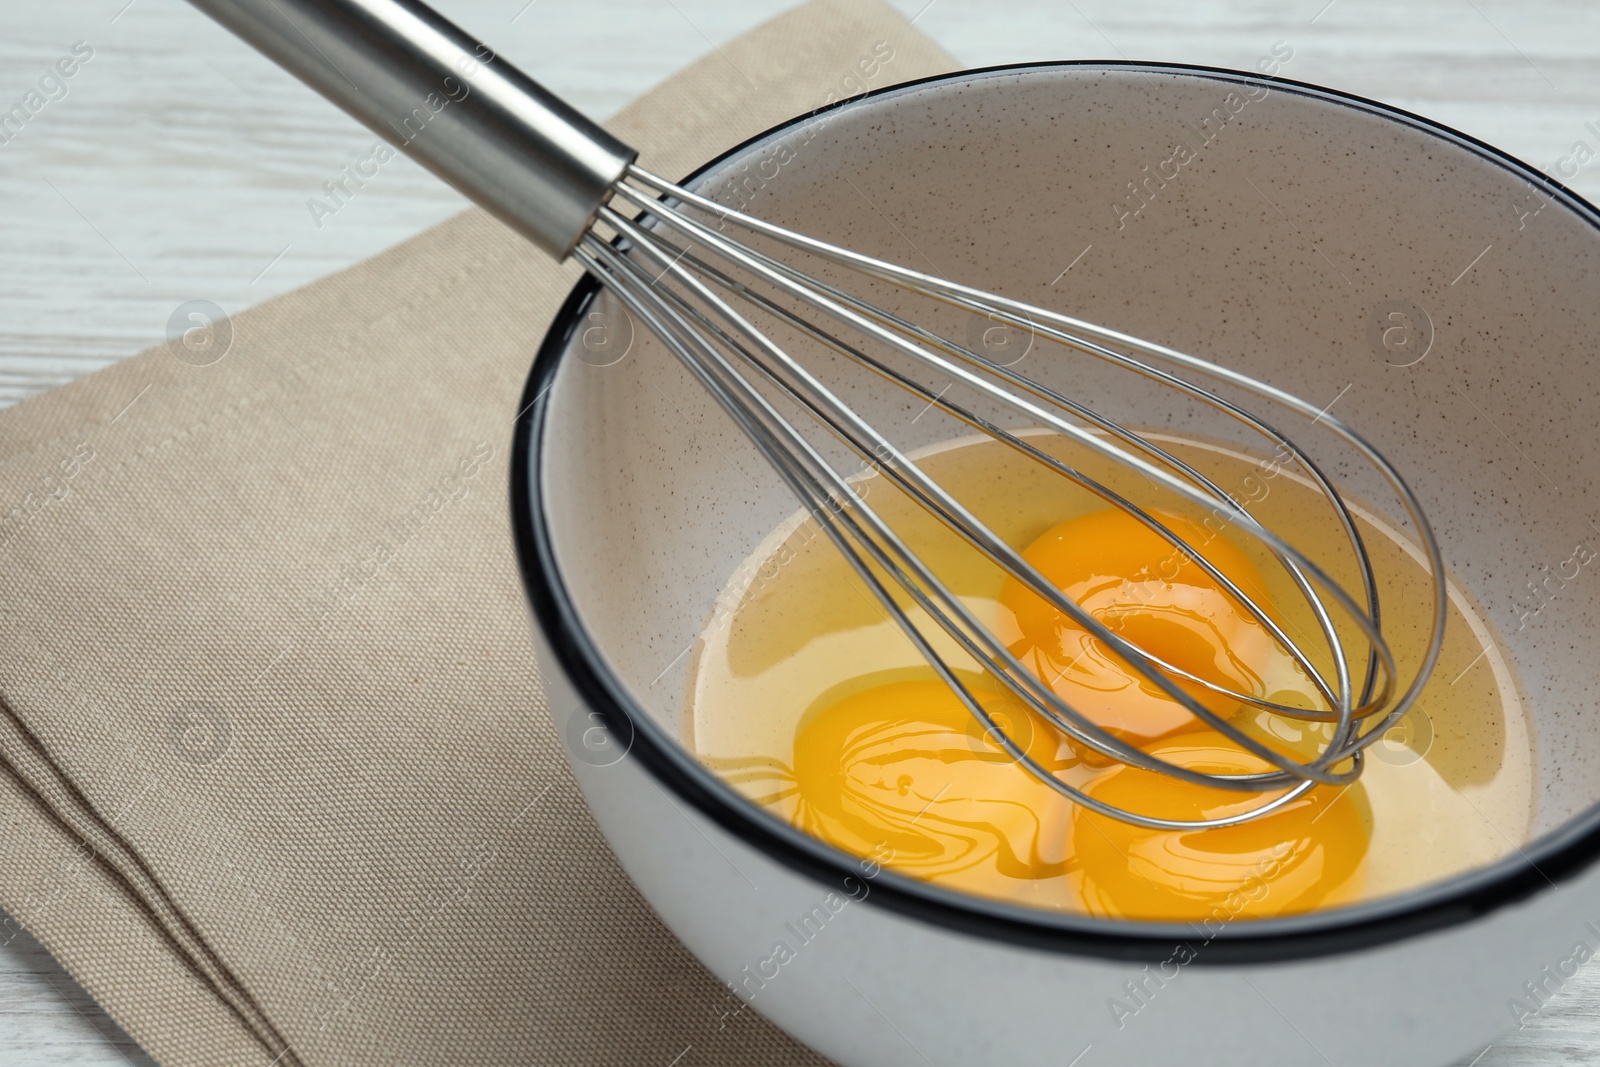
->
1068, 729, 1368, 920
792, 678, 1071, 901
998, 508, 1283, 750
785, 507, 1370, 921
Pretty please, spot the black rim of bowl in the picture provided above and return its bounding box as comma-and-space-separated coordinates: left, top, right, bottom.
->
511, 60, 1600, 965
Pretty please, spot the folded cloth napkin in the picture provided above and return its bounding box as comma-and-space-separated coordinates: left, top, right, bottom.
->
0, 3, 955, 1063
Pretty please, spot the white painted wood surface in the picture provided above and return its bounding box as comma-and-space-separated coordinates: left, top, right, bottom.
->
1, 0, 1598, 1062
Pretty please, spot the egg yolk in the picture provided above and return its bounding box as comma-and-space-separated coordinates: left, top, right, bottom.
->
785, 506, 1369, 921
1068, 729, 1368, 920
998, 508, 1284, 750
791, 678, 1072, 901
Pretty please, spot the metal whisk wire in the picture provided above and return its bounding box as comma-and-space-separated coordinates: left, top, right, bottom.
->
187, 0, 1447, 831
570, 163, 1448, 830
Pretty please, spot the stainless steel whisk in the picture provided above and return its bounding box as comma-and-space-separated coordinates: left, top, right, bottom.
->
192, 0, 1447, 829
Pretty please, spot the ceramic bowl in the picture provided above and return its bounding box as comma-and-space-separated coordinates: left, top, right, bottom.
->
513, 62, 1600, 1066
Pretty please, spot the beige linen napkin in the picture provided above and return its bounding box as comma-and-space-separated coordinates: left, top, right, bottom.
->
0, 3, 955, 1063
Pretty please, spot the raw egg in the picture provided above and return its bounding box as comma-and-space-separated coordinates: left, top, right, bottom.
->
1067, 728, 1368, 920
792, 677, 1073, 902
693, 438, 1527, 922
787, 507, 1369, 920
998, 508, 1288, 750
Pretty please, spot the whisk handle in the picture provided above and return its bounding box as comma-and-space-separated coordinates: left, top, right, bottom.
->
186, 0, 637, 259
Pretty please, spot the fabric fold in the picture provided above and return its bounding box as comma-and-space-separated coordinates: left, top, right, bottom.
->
0, 1, 956, 1064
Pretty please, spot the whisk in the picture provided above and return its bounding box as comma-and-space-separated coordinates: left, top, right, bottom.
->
191, 0, 1446, 830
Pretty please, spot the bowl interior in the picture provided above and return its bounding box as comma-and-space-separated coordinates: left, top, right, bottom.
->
530, 64, 1600, 921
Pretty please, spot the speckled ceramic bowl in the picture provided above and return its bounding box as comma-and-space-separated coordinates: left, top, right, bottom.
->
512, 63, 1600, 1067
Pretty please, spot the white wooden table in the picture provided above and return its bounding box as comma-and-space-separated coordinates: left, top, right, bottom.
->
2, 0, 1598, 1062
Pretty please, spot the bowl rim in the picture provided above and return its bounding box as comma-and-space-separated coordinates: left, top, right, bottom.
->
511, 59, 1600, 965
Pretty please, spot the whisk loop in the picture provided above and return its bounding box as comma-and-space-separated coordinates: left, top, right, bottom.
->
188, 0, 1446, 830
572, 163, 1447, 831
